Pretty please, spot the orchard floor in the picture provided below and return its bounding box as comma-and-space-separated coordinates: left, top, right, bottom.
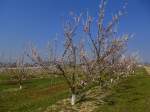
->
96, 67, 150, 112
0, 75, 69, 112
0, 67, 150, 112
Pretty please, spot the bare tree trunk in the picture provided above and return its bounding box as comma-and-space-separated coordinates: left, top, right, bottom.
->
110, 78, 113, 83
71, 94, 76, 105
19, 84, 22, 90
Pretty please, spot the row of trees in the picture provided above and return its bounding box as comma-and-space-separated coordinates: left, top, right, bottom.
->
1, 0, 137, 105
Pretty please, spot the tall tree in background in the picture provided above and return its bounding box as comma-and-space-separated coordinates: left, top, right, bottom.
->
6, 55, 27, 90
16, 55, 26, 90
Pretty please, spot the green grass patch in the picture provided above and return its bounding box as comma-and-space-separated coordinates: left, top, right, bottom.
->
96, 68, 150, 112
0, 74, 69, 112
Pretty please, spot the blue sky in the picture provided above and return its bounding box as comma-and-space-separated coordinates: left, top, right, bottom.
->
0, 0, 150, 62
